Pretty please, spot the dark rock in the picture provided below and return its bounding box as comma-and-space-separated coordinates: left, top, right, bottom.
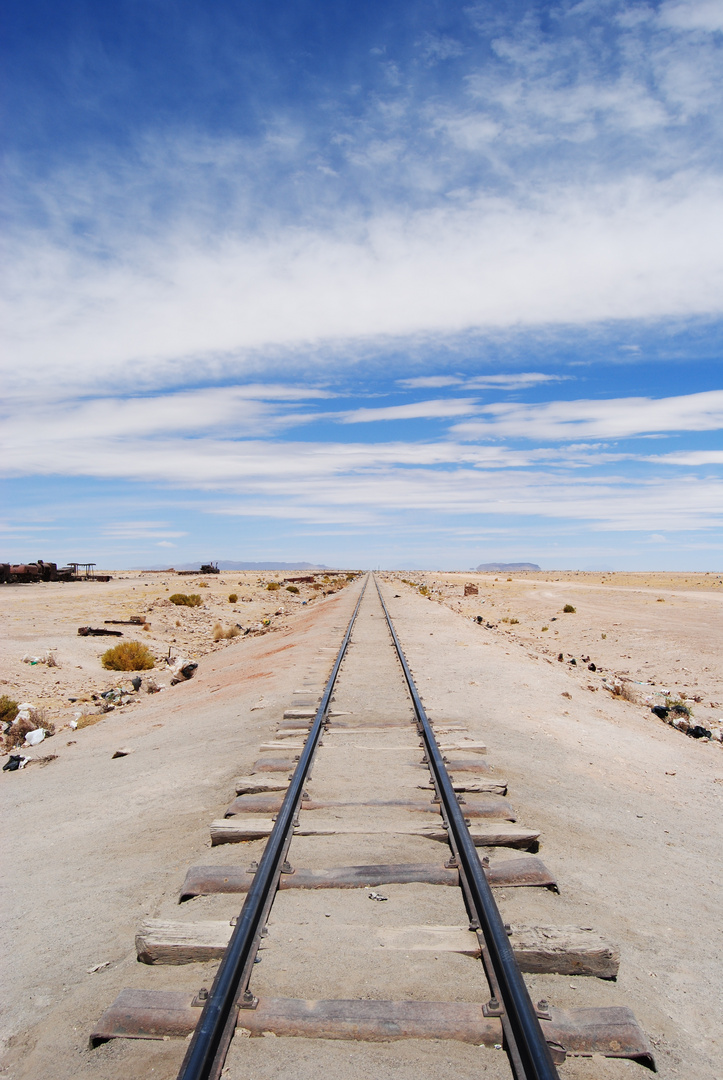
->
588, 662, 596, 671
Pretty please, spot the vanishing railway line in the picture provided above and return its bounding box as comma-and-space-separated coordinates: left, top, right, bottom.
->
92, 574, 654, 1079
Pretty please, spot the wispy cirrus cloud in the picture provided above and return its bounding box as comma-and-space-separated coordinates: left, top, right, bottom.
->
398, 373, 565, 390
337, 398, 479, 424
452, 389, 723, 442
3, 2, 723, 567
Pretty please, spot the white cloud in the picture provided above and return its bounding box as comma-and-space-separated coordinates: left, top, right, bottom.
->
452, 389, 723, 441
397, 376, 464, 388
660, 1, 723, 32
4, 175, 723, 397
646, 449, 723, 465
0, 385, 330, 443
100, 521, 188, 539
465, 373, 565, 390
398, 372, 563, 390
338, 398, 479, 423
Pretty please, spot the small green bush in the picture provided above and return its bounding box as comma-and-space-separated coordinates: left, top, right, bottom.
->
102, 641, 155, 671
563, 604, 576, 613
169, 593, 202, 607
0, 695, 19, 725
266, 582, 280, 591
228, 593, 238, 603
286, 585, 299, 594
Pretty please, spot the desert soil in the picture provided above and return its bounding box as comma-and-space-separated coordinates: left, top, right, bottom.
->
1, 570, 721, 1080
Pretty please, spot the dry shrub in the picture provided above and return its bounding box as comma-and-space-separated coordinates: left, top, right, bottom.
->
102, 641, 155, 671
618, 682, 639, 703
5, 717, 35, 749
266, 582, 280, 591
286, 585, 299, 594
665, 697, 692, 718
169, 593, 202, 607
608, 680, 639, 703
228, 593, 238, 603
76, 713, 102, 729
213, 623, 240, 641
5, 708, 56, 749
418, 585, 429, 596
0, 695, 19, 726
563, 604, 576, 613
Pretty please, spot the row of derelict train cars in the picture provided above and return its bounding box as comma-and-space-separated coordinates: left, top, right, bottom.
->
0, 560, 112, 584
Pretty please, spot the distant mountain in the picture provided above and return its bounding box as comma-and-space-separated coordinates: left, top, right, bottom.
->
475, 562, 541, 572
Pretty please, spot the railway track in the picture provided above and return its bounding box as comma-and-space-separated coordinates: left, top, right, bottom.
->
91, 573, 655, 1079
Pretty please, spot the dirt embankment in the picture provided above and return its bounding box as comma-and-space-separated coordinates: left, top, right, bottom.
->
0, 570, 356, 759
388, 570, 723, 746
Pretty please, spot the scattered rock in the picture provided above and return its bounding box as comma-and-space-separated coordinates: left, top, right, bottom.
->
86, 961, 110, 974
112, 748, 133, 758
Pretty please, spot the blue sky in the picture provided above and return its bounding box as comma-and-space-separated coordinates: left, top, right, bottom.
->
2, 0, 723, 570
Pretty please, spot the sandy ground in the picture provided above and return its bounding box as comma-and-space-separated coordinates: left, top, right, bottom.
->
0, 569, 352, 749
1, 571, 721, 1080
394, 570, 723, 743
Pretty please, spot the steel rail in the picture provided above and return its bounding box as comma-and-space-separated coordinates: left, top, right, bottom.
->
374, 575, 559, 1080
176, 575, 368, 1080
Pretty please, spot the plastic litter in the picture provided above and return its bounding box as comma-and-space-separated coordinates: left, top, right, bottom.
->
169, 657, 198, 685
24, 728, 47, 746
368, 891, 388, 901
3, 754, 29, 771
